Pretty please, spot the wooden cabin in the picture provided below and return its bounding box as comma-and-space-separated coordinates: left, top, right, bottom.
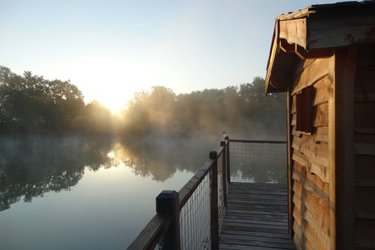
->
265, 2, 375, 249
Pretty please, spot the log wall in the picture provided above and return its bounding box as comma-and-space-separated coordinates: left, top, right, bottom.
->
290, 47, 375, 249
290, 57, 334, 250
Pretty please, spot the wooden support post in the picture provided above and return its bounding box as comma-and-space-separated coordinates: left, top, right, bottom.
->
156, 191, 180, 250
220, 141, 228, 207
286, 91, 294, 239
224, 136, 231, 184
209, 151, 219, 250
334, 47, 357, 249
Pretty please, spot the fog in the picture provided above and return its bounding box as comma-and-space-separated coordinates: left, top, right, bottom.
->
0, 133, 219, 211
119, 80, 286, 141
0, 129, 288, 212
1, 66, 285, 139
1, 67, 287, 212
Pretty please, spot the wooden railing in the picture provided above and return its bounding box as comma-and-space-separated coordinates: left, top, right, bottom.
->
127, 138, 286, 250
128, 138, 230, 250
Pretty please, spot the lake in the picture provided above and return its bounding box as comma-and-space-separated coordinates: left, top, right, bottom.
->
0, 135, 217, 249
0, 134, 286, 249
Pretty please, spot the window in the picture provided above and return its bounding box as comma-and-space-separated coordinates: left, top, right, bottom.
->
296, 86, 315, 133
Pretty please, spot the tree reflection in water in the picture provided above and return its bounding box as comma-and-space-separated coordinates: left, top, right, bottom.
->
0, 134, 285, 212
116, 135, 217, 181
0, 134, 217, 211
0, 135, 113, 211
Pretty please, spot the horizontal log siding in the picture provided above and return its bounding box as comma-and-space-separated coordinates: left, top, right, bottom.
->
354, 47, 375, 249
290, 57, 333, 250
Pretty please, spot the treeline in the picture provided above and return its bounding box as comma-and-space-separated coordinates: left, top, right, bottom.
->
121, 79, 285, 138
0, 66, 112, 134
0, 66, 285, 137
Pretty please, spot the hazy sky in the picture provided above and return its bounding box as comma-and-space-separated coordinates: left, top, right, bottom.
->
0, 0, 353, 110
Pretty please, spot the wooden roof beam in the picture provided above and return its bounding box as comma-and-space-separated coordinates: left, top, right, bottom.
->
280, 39, 307, 60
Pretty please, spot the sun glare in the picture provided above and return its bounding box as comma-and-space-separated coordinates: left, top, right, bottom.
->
101, 97, 128, 114
71, 58, 166, 115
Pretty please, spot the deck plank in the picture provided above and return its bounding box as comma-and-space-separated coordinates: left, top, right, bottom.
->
219, 182, 295, 249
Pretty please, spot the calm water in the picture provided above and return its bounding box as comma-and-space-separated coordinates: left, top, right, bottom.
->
0, 135, 286, 249
0, 135, 218, 249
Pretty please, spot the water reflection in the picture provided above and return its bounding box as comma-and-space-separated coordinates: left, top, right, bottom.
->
0, 135, 286, 213
0, 135, 216, 212
0, 135, 113, 211
118, 135, 216, 181
0, 135, 287, 249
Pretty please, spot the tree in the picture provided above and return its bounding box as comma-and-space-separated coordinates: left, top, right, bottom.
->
121, 77, 285, 138
0, 66, 85, 133
77, 100, 113, 134
123, 86, 177, 135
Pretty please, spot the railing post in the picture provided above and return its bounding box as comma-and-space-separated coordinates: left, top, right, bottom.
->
156, 191, 180, 250
220, 141, 228, 207
225, 136, 231, 184
209, 151, 219, 250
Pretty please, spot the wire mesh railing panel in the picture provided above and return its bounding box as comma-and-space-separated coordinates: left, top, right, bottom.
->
179, 174, 211, 250
153, 234, 164, 250
217, 152, 225, 233
229, 141, 287, 183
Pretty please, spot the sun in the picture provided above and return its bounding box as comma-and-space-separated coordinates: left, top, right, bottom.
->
103, 98, 127, 114
99, 94, 130, 114
87, 84, 137, 114
83, 88, 133, 115
70, 59, 158, 114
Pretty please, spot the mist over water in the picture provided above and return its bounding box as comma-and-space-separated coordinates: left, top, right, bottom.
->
0, 134, 215, 210
1, 67, 286, 248
0, 134, 207, 249
0, 128, 286, 249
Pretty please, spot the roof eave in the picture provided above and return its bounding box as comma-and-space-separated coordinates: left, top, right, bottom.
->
265, 2, 375, 94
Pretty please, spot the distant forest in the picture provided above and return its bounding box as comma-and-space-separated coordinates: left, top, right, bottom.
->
0, 66, 285, 138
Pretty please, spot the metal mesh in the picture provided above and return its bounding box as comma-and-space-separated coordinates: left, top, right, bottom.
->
154, 234, 164, 250
179, 174, 211, 250
229, 141, 287, 183
217, 152, 225, 233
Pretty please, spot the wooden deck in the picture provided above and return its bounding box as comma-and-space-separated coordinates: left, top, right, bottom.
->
219, 182, 295, 250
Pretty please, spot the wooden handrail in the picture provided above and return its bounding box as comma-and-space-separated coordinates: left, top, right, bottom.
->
229, 139, 286, 144
178, 159, 215, 209
128, 140, 232, 250
127, 214, 172, 250
128, 138, 288, 249
178, 146, 225, 209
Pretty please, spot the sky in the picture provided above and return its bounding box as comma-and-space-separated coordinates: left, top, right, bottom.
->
0, 0, 354, 111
